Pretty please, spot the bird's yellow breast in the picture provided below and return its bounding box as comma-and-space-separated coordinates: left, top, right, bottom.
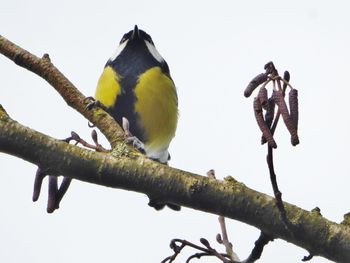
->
135, 67, 178, 151
95, 66, 121, 108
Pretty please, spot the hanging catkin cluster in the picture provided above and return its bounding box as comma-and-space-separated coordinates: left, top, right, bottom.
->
244, 62, 299, 148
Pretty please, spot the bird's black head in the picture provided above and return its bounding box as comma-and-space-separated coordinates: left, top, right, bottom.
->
119, 25, 154, 45
109, 25, 165, 65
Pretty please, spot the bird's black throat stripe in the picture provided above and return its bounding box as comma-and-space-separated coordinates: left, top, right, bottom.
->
105, 42, 171, 143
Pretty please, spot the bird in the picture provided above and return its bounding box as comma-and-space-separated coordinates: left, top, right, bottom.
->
94, 25, 179, 210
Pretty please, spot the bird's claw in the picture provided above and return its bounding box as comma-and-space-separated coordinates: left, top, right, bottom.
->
85, 97, 107, 111
124, 136, 146, 154
122, 117, 145, 153
84, 96, 96, 110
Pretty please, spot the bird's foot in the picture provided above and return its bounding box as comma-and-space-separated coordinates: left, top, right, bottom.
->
124, 136, 146, 154
85, 96, 108, 111
122, 117, 146, 154
85, 97, 109, 128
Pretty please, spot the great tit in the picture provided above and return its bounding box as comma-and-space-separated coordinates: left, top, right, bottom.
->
94, 25, 179, 210
95, 25, 178, 164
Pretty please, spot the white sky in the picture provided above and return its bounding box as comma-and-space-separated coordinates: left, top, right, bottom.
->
1, 1, 350, 262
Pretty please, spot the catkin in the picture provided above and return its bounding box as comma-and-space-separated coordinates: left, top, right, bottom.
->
261, 97, 275, 144
282, 71, 290, 90
272, 90, 299, 146
254, 97, 277, 148
289, 89, 299, 130
258, 86, 268, 109
244, 73, 268, 97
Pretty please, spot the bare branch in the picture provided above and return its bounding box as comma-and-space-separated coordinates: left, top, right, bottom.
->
0, 106, 349, 262
0, 35, 124, 148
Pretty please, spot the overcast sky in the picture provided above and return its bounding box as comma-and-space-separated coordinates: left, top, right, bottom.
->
1, 1, 350, 262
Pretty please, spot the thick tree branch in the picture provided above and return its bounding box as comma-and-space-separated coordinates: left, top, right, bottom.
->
0, 107, 349, 262
0, 35, 123, 148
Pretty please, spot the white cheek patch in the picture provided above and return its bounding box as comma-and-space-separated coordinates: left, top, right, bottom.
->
145, 40, 164, 63
110, 40, 129, 61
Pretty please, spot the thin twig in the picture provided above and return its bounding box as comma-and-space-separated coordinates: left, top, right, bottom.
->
217, 217, 239, 261
244, 232, 274, 263
200, 238, 232, 263
70, 131, 109, 152
209, 170, 239, 261
267, 146, 287, 220
186, 252, 212, 263
161, 239, 212, 263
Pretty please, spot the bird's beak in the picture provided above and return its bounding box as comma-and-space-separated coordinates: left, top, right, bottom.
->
131, 25, 140, 40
